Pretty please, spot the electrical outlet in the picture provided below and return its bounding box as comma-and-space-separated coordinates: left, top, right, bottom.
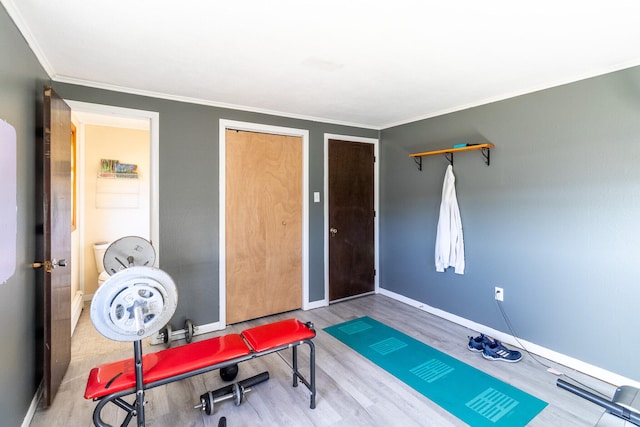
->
494, 286, 504, 301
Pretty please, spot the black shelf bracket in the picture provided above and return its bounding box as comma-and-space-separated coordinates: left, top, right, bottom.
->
481, 147, 491, 166
413, 156, 422, 171
444, 152, 454, 165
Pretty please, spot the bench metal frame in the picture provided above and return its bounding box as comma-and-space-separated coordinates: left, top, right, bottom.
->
91, 337, 316, 427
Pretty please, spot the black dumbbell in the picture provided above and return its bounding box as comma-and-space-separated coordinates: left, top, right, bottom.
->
196, 382, 244, 415
195, 371, 269, 416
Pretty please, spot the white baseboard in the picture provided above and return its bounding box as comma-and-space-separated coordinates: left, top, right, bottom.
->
21, 380, 42, 427
71, 291, 84, 335
378, 288, 640, 388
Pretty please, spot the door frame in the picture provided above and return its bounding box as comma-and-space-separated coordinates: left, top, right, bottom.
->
324, 134, 380, 305
219, 119, 309, 326
65, 100, 160, 303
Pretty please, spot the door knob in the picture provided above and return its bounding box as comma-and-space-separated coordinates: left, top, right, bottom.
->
330, 227, 338, 237
32, 259, 67, 273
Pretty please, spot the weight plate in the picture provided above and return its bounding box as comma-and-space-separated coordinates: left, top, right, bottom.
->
204, 391, 214, 416
90, 266, 178, 341
103, 236, 156, 276
162, 323, 173, 348
185, 319, 194, 343
232, 383, 243, 406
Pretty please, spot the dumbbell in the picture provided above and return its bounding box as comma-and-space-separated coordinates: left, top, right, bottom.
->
194, 371, 269, 416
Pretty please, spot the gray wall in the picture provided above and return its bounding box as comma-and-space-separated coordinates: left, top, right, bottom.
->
380, 66, 640, 380
0, 5, 50, 427
52, 82, 378, 326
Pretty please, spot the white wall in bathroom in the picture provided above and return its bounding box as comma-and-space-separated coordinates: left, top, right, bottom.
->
83, 124, 150, 296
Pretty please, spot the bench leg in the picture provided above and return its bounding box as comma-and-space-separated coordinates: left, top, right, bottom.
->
292, 345, 299, 388
290, 340, 316, 409
308, 340, 316, 409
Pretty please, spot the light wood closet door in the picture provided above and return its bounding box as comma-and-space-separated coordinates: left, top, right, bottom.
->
225, 130, 302, 324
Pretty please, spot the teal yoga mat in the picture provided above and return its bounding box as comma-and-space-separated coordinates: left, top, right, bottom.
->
324, 316, 547, 426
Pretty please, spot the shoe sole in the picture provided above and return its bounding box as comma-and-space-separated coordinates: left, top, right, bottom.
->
481, 352, 522, 363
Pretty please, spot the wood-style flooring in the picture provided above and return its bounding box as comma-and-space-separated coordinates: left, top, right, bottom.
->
30, 294, 613, 426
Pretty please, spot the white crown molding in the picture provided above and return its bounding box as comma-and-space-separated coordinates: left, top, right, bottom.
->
54, 75, 381, 131
381, 58, 640, 129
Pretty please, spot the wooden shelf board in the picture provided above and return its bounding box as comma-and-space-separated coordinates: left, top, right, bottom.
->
409, 143, 495, 158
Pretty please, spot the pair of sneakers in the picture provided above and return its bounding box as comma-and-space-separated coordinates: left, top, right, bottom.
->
468, 333, 522, 363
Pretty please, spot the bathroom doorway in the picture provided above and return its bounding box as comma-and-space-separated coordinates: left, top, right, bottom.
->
67, 101, 159, 333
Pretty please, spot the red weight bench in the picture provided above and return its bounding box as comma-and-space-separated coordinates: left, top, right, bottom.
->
85, 318, 316, 427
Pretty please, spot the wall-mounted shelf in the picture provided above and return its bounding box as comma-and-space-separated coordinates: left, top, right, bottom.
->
409, 143, 495, 171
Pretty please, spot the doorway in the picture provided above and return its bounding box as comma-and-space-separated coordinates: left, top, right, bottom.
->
324, 134, 379, 303
219, 120, 310, 326
66, 101, 159, 333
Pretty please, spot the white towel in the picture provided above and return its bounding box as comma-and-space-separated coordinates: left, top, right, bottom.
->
435, 165, 465, 274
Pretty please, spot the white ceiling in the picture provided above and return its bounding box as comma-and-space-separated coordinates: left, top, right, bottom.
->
4, 0, 640, 129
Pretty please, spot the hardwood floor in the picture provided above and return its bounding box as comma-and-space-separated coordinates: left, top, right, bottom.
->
30, 294, 612, 426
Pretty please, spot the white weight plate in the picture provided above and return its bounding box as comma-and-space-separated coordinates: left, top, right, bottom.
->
90, 266, 178, 341
103, 236, 156, 276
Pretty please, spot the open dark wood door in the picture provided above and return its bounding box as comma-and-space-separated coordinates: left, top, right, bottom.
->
41, 86, 72, 406
328, 139, 375, 301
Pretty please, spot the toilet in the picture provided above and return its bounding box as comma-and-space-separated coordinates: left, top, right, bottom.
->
93, 242, 111, 287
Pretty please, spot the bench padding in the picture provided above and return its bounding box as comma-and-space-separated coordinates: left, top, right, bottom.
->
85, 333, 249, 399
85, 319, 315, 401
242, 319, 316, 352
